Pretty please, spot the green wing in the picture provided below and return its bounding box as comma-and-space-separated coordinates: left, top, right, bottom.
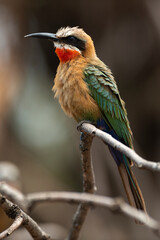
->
84, 64, 133, 148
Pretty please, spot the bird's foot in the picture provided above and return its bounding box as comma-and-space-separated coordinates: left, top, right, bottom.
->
77, 120, 93, 131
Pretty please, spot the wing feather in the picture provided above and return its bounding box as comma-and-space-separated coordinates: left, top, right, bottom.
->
84, 64, 133, 148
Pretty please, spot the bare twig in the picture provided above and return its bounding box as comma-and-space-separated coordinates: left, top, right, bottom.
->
0, 216, 23, 239
78, 123, 160, 172
0, 194, 53, 240
26, 191, 160, 237
67, 132, 95, 240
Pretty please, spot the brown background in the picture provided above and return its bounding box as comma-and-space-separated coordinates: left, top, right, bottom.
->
0, 0, 160, 239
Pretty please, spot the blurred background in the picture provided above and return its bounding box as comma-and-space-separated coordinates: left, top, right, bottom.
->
0, 0, 160, 239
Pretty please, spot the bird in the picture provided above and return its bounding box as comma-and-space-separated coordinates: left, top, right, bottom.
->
25, 26, 146, 213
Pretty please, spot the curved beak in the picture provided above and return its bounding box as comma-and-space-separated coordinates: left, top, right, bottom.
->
24, 32, 59, 42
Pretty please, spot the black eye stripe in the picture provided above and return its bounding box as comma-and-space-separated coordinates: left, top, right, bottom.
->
66, 36, 77, 42
61, 35, 86, 51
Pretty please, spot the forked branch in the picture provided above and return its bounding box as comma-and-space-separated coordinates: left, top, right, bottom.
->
0, 123, 160, 240
0, 193, 53, 240
0, 185, 160, 239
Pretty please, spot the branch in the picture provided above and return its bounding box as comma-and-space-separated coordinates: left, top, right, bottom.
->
0, 181, 27, 211
1, 182, 160, 239
0, 193, 53, 240
67, 132, 95, 240
0, 132, 96, 240
0, 216, 23, 239
26, 191, 160, 237
78, 123, 160, 172
0, 122, 159, 240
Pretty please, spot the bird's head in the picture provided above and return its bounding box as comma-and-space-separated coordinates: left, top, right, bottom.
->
25, 27, 96, 62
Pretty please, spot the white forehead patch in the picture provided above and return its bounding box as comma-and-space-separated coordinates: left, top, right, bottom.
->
56, 26, 80, 38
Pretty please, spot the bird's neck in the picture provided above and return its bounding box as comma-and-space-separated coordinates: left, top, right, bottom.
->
55, 48, 80, 62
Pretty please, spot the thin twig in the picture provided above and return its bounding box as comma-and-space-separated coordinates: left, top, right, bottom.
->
26, 191, 160, 237
67, 132, 95, 240
0, 194, 53, 240
0, 216, 23, 239
78, 123, 160, 171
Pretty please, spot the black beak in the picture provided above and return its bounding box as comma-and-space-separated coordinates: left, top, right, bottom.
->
24, 32, 59, 42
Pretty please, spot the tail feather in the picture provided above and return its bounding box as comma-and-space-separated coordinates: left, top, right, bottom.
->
118, 163, 146, 213
108, 144, 146, 215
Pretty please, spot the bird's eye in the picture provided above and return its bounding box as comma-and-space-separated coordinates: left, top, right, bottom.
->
67, 36, 76, 42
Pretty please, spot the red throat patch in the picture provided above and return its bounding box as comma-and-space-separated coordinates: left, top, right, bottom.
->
55, 48, 80, 62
